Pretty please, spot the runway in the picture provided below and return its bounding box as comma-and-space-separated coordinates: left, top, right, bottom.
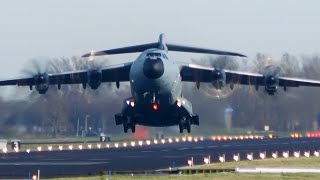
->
0, 137, 319, 178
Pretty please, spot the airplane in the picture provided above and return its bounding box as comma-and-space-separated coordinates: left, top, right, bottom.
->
2, 33, 320, 133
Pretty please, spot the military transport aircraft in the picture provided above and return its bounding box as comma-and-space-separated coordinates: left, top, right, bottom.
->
1, 34, 320, 133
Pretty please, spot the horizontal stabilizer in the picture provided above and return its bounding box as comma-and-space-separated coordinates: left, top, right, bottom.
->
82, 34, 246, 58
82, 43, 159, 57
166, 43, 246, 57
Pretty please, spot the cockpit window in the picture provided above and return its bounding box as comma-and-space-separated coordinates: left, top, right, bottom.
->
146, 53, 161, 58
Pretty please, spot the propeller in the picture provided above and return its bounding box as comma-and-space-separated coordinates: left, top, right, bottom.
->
198, 81, 240, 99
21, 58, 51, 76
195, 56, 240, 99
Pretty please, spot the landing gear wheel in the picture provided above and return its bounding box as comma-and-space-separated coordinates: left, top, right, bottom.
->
179, 124, 183, 133
131, 125, 136, 133
123, 124, 128, 133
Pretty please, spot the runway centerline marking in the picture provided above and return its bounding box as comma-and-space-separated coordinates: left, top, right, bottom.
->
222, 145, 231, 147
161, 149, 170, 152
192, 147, 204, 149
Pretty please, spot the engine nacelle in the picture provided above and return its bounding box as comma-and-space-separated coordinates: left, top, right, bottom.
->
34, 73, 49, 94
211, 68, 226, 89
264, 75, 279, 95
88, 69, 102, 89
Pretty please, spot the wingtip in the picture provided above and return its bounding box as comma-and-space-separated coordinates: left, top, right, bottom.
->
233, 52, 247, 57
82, 53, 90, 58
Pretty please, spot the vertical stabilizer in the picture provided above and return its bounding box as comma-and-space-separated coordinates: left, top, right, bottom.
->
158, 33, 168, 51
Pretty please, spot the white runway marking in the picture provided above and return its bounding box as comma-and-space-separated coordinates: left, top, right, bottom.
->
160, 149, 170, 152
87, 158, 110, 161
141, 151, 153, 153
177, 148, 189, 151
192, 146, 204, 149
122, 156, 145, 158
42, 159, 69, 161
162, 156, 183, 158
222, 145, 231, 147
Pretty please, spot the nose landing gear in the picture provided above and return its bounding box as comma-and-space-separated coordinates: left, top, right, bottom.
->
123, 123, 136, 133
179, 117, 191, 133
178, 114, 199, 133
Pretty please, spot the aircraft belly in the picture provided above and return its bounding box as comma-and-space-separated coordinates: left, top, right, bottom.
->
135, 106, 179, 126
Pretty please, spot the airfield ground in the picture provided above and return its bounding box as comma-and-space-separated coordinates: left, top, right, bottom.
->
51, 157, 320, 180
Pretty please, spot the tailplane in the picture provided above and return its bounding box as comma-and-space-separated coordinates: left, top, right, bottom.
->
82, 34, 246, 57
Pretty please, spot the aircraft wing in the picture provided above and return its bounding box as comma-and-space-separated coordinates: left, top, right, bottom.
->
0, 62, 132, 86
180, 63, 320, 87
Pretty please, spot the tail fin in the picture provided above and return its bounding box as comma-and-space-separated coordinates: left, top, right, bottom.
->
158, 33, 167, 51
82, 34, 246, 57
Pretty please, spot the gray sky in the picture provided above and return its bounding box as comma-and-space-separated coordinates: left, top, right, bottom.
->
0, 0, 319, 78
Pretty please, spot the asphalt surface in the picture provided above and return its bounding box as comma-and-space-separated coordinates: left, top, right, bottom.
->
0, 137, 319, 178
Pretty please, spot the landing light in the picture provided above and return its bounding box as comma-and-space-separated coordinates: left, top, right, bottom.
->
177, 102, 182, 107
130, 102, 135, 107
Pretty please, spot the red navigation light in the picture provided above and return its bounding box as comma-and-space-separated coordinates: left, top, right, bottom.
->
152, 104, 158, 111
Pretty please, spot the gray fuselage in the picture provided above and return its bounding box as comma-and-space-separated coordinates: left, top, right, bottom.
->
126, 49, 191, 126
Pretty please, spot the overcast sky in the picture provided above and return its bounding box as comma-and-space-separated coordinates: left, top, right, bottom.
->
0, 0, 319, 78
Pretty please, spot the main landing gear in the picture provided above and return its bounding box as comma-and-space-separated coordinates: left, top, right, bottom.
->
123, 122, 136, 133
115, 114, 136, 133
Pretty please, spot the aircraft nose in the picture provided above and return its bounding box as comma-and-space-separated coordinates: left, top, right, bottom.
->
143, 58, 164, 79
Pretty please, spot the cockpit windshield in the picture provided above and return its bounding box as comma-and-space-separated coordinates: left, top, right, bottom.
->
146, 53, 162, 58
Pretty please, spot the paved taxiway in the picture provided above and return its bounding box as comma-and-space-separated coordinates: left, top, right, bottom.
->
0, 137, 319, 178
